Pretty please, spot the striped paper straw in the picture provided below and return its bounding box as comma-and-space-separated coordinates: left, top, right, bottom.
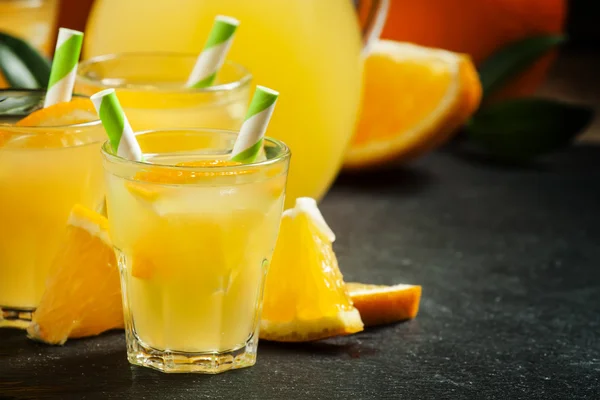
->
185, 15, 239, 89
91, 89, 143, 161
231, 86, 279, 163
43, 28, 84, 108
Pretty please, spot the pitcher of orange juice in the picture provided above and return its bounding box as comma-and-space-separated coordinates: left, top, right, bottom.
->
84, 0, 388, 208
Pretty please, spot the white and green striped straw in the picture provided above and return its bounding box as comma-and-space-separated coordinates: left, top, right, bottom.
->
185, 15, 239, 89
91, 89, 142, 161
230, 86, 279, 163
43, 28, 84, 108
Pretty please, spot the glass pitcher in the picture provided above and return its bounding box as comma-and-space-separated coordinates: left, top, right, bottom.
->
84, 0, 388, 208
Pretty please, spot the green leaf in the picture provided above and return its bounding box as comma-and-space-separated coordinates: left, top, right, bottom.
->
0, 43, 39, 88
0, 31, 51, 88
0, 90, 44, 118
466, 98, 593, 160
478, 35, 566, 98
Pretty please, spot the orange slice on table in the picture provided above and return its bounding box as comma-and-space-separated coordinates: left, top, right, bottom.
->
260, 198, 364, 342
344, 40, 482, 168
27, 205, 123, 345
347, 282, 422, 326
0, 98, 98, 148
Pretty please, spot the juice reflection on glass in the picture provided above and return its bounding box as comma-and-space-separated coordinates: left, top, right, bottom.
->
0, 0, 59, 56
102, 129, 289, 373
0, 90, 105, 328
75, 53, 251, 132
84, 0, 381, 207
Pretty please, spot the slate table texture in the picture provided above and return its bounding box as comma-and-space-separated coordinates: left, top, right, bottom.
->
1, 143, 599, 400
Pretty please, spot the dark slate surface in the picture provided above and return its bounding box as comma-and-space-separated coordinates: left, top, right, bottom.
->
1, 146, 600, 400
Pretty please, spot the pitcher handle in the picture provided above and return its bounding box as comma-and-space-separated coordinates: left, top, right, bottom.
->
356, 0, 390, 54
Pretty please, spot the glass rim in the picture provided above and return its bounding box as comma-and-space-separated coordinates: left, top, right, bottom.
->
0, 89, 102, 132
0, 0, 49, 5
77, 52, 253, 94
101, 128, 291, 172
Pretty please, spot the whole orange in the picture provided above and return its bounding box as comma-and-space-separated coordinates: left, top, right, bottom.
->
382, 0, 566, 99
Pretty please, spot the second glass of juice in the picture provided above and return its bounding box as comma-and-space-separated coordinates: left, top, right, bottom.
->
75, 53, 252, 131
102, 129, 290, 373
0, 90, 105, 328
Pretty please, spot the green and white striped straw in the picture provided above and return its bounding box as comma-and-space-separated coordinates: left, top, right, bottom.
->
230, 86, 279, 163
185, 15, 239, 89
91, 89, 143, 161
43, 28, 84, 108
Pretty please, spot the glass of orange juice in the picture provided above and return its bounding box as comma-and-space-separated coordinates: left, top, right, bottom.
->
102, 129, 289, 373
0, 89, 105, 329
0, 0, 59, 56
75, 53, 251, 132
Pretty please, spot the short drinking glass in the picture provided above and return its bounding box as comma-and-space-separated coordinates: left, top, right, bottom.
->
76, 53, 252, 132
101, 129, 290, 373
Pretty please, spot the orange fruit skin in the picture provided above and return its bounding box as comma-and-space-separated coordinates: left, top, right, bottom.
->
347, 283, 422, 327
382, 0, 566, 100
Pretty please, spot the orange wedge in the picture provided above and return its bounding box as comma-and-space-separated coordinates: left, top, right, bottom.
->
27, 205, 123, 345
260, 198, 364, 342
347, 283, 422, 326
344, 40, 482, 168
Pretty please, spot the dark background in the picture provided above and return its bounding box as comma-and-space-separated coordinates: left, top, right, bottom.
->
537, 0, 600, 141
567, 0, 600, 45
0, 1, 598, 399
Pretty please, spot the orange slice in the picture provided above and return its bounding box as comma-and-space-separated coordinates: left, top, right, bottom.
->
0, 98, 98, 148
260, 198, 364, 342
344, 40, 482, 168
125, 159, 244, 202
347, 283, 422, 326
132, 159, 244, 184
27, 205, 123, 345
16, 98, 97, 127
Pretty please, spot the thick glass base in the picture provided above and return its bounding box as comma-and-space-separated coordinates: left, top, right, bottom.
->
127, 333, 259, 374
0, 306, 33, 329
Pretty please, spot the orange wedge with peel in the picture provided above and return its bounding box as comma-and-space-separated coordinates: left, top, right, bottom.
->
344, 40, 482, 168
347, 283, 422, 326
27, 205, 123, 345
260, 198, 364, 342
